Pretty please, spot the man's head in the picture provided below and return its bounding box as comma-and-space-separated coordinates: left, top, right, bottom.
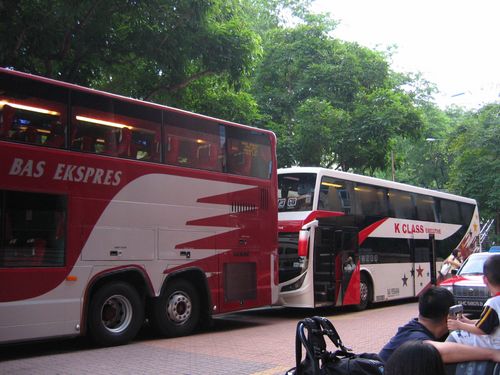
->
418, 287, 454, 329
483, 254, 500, 288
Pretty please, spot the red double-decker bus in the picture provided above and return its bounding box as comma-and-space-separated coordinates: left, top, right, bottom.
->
0, 68, 278, 346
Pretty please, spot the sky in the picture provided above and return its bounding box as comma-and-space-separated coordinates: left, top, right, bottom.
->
310, 0, 500, 109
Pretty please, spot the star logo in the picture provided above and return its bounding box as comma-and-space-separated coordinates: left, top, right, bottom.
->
402, 273, 408, 286
416, 265, 424, 277
410, 268, 415, 278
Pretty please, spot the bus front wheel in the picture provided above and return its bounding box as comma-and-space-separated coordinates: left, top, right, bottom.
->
151, 279, 200, 337
355, 274, 372, 311
88, 282, 144, 346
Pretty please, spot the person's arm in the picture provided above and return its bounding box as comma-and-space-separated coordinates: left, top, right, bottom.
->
425, 340, 500, 363
447, 318, 485, 335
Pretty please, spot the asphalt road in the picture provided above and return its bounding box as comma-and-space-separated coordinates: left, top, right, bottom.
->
0, 299, 417, 375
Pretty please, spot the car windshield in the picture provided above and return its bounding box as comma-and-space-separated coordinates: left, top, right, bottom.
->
458, 255, 487, 276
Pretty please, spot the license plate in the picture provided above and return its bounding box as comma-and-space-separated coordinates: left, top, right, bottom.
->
457, 300, 484, 307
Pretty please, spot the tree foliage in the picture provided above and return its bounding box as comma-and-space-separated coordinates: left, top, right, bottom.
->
446, 104, 500, 221
252, 16, 423, 171
0, 0, 260, 110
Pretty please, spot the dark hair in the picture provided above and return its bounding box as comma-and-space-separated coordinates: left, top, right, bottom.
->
384, 341, 446, 375
451, 249, 460, 257
418, 287, 454, 322
484, 254, 500, 286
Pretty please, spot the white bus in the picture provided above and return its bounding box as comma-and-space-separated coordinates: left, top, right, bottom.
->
277, 167, 480, 310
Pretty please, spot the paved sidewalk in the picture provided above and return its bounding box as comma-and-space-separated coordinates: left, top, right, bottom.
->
0, 301, 417, 374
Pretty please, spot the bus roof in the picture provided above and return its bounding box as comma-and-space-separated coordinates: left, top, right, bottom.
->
0, 67, 275, 139
278, 166, 477, 205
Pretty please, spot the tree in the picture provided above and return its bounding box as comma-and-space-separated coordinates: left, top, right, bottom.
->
252, 14, 423, 171
447, 104, 500, 231
0, 0, 261, 111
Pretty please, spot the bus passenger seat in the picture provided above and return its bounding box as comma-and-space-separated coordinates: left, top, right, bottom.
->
29, 238, 47, 266
0, 105, 14, 139
197, 144, 218, 170
165, 136, 180, 164
45, 125, 65, 148
81, 136, 95, 152
116, 128, 132, 157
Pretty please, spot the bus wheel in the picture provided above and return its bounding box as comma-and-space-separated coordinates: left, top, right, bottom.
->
355, 274, 371, 311
88, 282, 144, 346
151, 279, 200, 337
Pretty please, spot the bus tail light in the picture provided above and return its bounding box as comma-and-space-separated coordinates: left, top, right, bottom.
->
298, 230, 310, 257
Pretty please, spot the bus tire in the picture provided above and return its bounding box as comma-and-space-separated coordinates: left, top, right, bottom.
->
88, 282, 144, 346
355, 274, 372, 311
151, 279, 200, 338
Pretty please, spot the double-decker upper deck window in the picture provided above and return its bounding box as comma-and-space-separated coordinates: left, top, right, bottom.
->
0, 73, 68, 148
70, 92, 161, 161
415, 194, 437, 222
354, 183, 388, 219
164, 113, 224, 172
388, 189, 416, 220
225, 127, 272, 179
319, 177, 354, 214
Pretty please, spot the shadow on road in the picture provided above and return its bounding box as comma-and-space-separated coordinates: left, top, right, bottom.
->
0, 298, 416, 362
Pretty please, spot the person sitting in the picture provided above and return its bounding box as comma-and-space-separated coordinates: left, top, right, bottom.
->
379, 286, 500, 364
447, 254, 500, 349
384, 341, 446, 375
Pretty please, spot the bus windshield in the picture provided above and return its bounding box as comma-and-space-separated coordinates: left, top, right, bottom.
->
278, 173, 316, 212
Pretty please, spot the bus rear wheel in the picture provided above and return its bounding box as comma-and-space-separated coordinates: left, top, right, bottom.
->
88, 282, 144, 346
151, 279, 200, 337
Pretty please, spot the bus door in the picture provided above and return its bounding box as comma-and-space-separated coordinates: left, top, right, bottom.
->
411, 239, 433, 296
313, 223, 359, 307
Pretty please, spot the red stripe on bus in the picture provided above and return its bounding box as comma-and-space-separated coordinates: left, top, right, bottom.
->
358, 218, 389, 245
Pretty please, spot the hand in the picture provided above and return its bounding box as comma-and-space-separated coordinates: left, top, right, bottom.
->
447, 318, 462, 331
492, 349, 500, 363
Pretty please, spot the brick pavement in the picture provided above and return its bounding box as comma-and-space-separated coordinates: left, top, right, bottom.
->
0, 300, 417, 375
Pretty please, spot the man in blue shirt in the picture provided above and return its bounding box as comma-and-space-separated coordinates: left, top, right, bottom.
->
379, 287, 500, 364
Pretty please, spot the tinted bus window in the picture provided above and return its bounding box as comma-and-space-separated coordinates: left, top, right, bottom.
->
319, 177, 354, 214
388, 189, 415, 219
70, 92, 161, 161
354, 184, 388, 219
278, 173, 316, 212
0, 190, 66, 267
0, 74, 68, 148
440, 199, 461, 224
415, 195, 437, 222
164, 112, 224, 172
225, 127, 272, 179
460, 202, 475, 226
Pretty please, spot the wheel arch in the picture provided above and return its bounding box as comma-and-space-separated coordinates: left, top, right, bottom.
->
82, 266, 154, 335
360, 268, 374, 304
155, 267, 212, 327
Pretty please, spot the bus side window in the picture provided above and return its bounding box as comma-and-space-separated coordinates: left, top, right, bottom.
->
0, 191, 66, 268
0, 104, 15, 139
227, 139, 252, 176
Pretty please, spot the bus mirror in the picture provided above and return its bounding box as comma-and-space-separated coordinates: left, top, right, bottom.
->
298, 230, 310, 257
